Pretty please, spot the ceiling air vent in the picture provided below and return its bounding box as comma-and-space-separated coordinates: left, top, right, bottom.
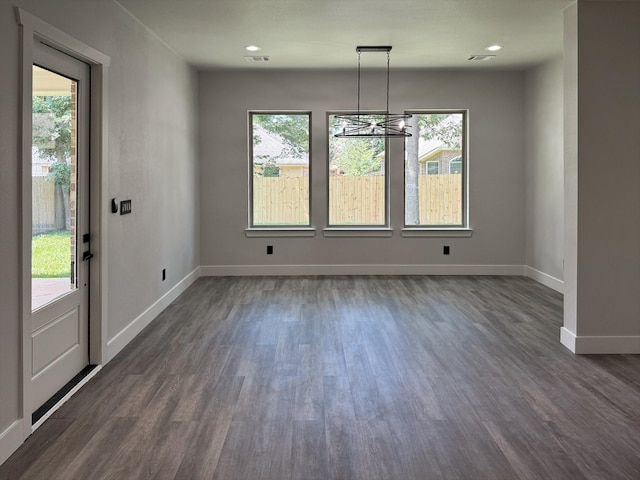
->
244, 55, 270, 62
467, 55, 496, 61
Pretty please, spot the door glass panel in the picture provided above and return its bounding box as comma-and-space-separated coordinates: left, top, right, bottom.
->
32, 66, 78, 311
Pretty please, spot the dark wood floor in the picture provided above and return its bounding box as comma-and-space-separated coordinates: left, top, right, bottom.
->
1, 276, 639, 479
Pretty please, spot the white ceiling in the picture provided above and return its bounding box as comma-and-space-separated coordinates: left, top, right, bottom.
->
115, 0, 574, 70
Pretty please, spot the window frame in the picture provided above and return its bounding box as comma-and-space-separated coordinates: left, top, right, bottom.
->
426, 160, 439, 175
448, 156, 462, 174
247, 110, 312, 230
403, 109, 469, 230
326, 111, 391, 230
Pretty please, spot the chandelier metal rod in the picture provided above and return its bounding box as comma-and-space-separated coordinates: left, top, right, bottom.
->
386, 50, 390, 115
355, 46, 392, 115
357, 50, 361, 114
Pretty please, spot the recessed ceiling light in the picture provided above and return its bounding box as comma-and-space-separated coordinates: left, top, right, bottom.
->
485, 45, 503, 52
245, 45, 261, 52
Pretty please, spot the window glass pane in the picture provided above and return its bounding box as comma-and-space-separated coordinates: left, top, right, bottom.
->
328, 114, 387, 226
250, 113, 310, 226
32, 66, 77, 310
449, 156, 462, 174
405, 112, 465, 226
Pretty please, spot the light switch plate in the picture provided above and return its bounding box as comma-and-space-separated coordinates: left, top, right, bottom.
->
120, 200, 132, 215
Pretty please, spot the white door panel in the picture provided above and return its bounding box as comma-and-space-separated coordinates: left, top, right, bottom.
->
32, 289, 82, 331
32, 307, 81, 376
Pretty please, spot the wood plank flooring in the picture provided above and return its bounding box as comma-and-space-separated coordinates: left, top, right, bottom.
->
1, 275, 639, 479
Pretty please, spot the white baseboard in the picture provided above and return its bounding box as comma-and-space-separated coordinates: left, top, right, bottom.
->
560, 327, 577, 352
524, 266, 564, 293
561, 327, 640, 354
0, 419, 24, 466
107, 267, 200, 361
200, 264, 525, 276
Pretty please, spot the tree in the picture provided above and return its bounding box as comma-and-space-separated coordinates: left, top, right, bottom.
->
33, 95, 72, 229
328, 116, 385, 176
259, 158, 280, 177
331, 138, 383, 176
405, 113, 463, 225
33, 96, 72, 164
405, 115, 421, 224
253, 114, 309, 159
418, 114, 463, 150
252, 114, 309, 178
47, 161, 71, 194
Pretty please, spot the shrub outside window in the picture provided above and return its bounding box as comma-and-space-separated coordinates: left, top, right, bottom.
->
249, 112, 311, 227
404, 111, 466, 227
328, 113, 388, 227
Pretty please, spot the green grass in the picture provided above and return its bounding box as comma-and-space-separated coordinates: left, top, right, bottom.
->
32, 230, 71, 278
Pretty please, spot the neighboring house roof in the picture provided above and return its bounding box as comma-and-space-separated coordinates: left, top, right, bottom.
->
418, 137, 447, 161
378, 114, 462, 162
253, 124, 308, 166
376, 135, 450, 162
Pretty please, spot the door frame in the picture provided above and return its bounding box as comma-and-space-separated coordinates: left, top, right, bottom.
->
17, 8, 110, 439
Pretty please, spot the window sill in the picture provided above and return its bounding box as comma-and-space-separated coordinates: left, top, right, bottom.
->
323, 228, 394, 238
401, 228, 473, 238
245, 227, 316, 238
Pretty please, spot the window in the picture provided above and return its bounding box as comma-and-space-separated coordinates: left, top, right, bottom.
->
426, 161, 439, 175
404, 111, 466, 227
449, 156, 462, 174
328, 113, 388, 226
249, 112, 311, 227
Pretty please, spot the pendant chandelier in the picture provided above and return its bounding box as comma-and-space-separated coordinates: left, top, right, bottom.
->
335, 46, 411, 138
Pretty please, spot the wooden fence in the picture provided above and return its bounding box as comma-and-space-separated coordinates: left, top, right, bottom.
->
329, 176, 385, 225
252, 174, 461, 225
253, 176, 310, 225
418, 174, 462, 225
33, 176, 57, 234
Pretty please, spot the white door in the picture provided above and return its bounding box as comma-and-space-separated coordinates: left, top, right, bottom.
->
31, 42, 91, 415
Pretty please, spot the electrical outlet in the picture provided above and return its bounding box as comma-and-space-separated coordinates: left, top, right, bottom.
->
162, 268, 166, 281
267, 245, 273, 255
443, 246, 450, 255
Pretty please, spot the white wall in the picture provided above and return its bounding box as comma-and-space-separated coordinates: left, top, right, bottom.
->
199, 69, 525, 272
104, 5, 200, 341
564, 2, 579, 337
0, 0, 22, 452
0, 0, 199, 462
563, 0, 640, 353
524, 57, 564, 290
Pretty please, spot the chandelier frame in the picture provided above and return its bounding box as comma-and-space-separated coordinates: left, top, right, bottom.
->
334, 46, 412, 138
